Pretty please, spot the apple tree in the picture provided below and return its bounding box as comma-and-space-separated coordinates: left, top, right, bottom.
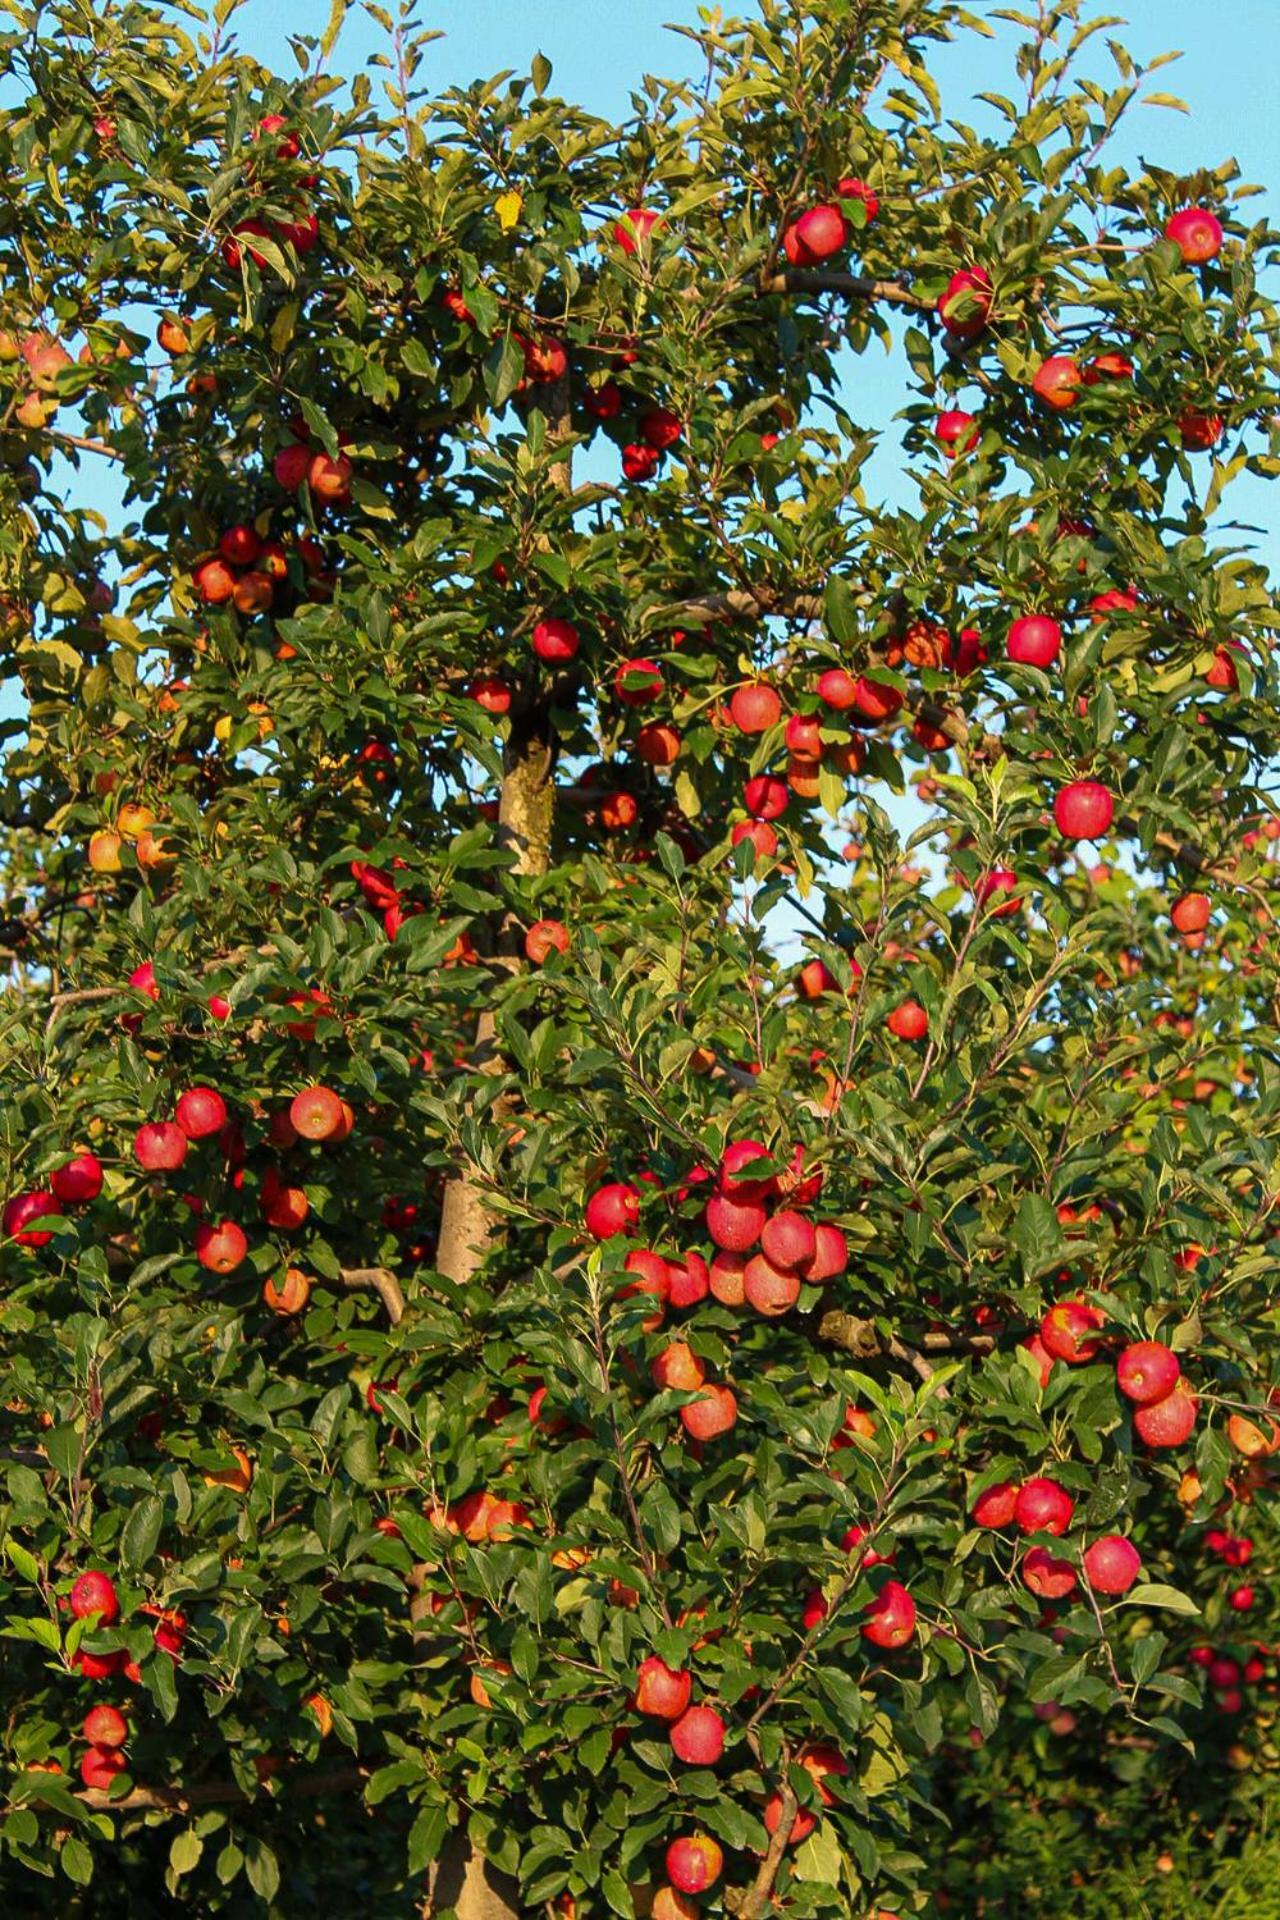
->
0, 0, 1278, 1914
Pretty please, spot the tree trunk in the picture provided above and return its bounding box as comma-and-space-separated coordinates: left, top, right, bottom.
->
425, 375, 572, 1917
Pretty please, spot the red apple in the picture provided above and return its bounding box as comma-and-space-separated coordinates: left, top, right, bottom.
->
70, 1570, 119, 1624
670, 1703, 725, 1765
51, 1154, 103, 1206
633, 1656, 691, 1720
665, 1836, 723, 1896
3, 1188, 59, 1246
680, 1383, 737, 1440
1082, 1535, 1141, 1595
1164, 207, 1223, 264
1014, 1477, 1074, 1536
861, 1580, 916, 1649
1022, 1546, 1077, 1599
133, 1122, 188, 1172
194, 1219, 248, 1274
1133, 1378, 1198, 1447
971, 1481, 1019, 1529
1116, 1342, 1180, 1405
1031, 356, 1083, 411
532, 618, 580, 663
175, 1085, 228, 1141
1039, 1297, 1105, 1364
1007, 616, 1062, 668
585, 1182, 641, 1240
1053, 780, 1114, 841
887, 999, 928, 1041
729, 683, 782, 734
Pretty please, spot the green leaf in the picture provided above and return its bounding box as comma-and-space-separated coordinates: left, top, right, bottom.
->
169, 1829, 203, 1876
120, 1494, 164, 1571
60, 1834, 94, 1885
1123, 1584, 1201, 1617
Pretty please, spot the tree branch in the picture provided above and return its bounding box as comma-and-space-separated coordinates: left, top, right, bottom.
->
733, 1777, 797, 1919
338, 1266, 405, 1326
761, 267, 933, 312
76, 1763, 366, 1815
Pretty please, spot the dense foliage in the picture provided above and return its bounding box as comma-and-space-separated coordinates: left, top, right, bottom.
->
0, 0, 1278, 1913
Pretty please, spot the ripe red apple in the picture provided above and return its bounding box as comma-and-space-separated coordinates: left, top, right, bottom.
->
842, 1524, 893, 1568
70, 1570, 119, 1624
705, 1192, 766, 1252
83, 1704, 128, 1748
795, 958, 838, 999
1053, 780, 1114, 841
1116, 1341, 1180, 1405
785, 713, 823, 759
764, 1793, 816, 1844
1133, 1378, 1198, 1447
1229, 1585, 1255, 1613
760, 1209, 816, 1272
1031, 356, 1083, 411
732, 819, 777, 860
743, 1254, 801, 1317
620, 1248, 671, 1325
1007, 616, 1062, 668
1039, 1297, 1105, 1364
729, 683, 782, 733
934, 408, 980, 455
1171, 892, 1211, 934
975, 868, 1020, 915
667, 1252, 710, 1309
194, 1219, 248, 1274
525, 919, 570, 964
175, 1085, 228, 1140
219, 524, 262, 567
1164, 207, 1223, 264
719, 1140, 777, 1198
652, 1891, 697, 1920
585, 1182, 641, 1240
1014, 1476, 1074, 1536
1083, 350, 1134, 384
3, 1188, 59, 1246
636, 721, 680, 766
887, 999, 928, 1041
801, 1222, 848, 1283
971, 1481, 1019, 1529
670, 1703, 725, 1765
532, 618, 580, 663
680, 1383, 737, 1440
1178, 408, 1224, 452
783, 203, 848, 265
80, 1745, 127, 1791
193, 557, 236, 605
1022, 1546, 1077, 1599
816, 667, 858, 710
622, 441, 661, 482
614, 657, 663, 705
274, 442, 311, 490
471, 676, 512, 715
290, 1086, 344, 1141
861, 1580, 916, 1649
1082, 1535, 1141, 1595
51, 1153, 104, 1206
835, 176, 878, 221
743, 774, 788, 820
937, 266, 993, 338
665, 1836, 723, 1896
851, 675, 903, 724
133, 1121, 188, 1172
652, 1341, 705, 1393
641, 407, 682, 450
633, 1656, 691, 1720
309, 451, 352, 504
709, 1249, 747, 1305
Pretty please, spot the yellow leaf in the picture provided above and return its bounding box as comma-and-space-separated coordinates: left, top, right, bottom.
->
494, 190, 522, 232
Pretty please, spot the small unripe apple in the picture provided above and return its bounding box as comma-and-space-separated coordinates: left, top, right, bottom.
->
1014, 1476, 1074, 1536
1116, 1342, 1180, 1405
1053, 780, 1113, 841
1082, 1535, 1141, 1595
1164, 207, 1223, 264
1007, 615, 1062, 668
